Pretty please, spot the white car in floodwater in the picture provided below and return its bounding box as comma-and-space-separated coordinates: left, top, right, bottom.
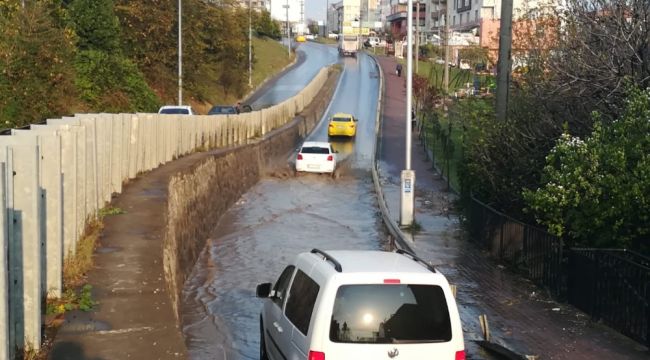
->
295, 141, 337, 173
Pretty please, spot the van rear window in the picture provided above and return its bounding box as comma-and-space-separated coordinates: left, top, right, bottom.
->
330, 284, 452, 343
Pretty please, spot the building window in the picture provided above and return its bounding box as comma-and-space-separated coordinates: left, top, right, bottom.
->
453, 15, 456, 25
475, 9, 478, 20
460, 13, 463, 24
454, 0, 457, 10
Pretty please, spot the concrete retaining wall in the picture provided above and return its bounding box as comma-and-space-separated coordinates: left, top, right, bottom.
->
0, 66, 332, 358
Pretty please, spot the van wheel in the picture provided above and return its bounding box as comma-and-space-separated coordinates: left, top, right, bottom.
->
260, 318, 269, 360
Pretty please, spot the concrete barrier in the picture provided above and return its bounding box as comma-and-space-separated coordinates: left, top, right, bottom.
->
0, 67, 330, 355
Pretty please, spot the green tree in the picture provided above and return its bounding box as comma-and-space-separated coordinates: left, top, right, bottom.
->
68, 0, 120, 52
115, 0, 176, 96
523, 86, 650, 250
255, 9, 281, 39
68, 0, 160, 111
0, 1, 77, 128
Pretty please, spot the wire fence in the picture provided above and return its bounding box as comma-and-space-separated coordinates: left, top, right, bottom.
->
466, 195, 650, 347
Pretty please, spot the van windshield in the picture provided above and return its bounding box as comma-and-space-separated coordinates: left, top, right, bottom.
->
330, 284, 452, 343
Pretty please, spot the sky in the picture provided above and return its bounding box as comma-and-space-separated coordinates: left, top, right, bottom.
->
305, 0, 326, 23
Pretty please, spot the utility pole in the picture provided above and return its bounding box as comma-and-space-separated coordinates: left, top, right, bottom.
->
249, 0, 253, 88
443, 0, 450, 94
495, 0, 513, 121
415, 0, 419, 74
284, 2, 291, 56
178, 0, 183, 105
326, 0, 329, 36
400, 0, 416, 226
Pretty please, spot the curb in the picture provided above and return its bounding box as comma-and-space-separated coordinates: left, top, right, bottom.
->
366, 53, 416, 254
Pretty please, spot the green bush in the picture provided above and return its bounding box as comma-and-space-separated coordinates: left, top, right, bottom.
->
75, 50, 160, 112
523, 86, 650, 250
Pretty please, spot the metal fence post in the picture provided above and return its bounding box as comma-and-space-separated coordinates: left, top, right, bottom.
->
0, 163, 9, 360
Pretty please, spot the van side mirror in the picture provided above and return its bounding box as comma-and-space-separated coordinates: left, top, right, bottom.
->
256, 283, 272, 298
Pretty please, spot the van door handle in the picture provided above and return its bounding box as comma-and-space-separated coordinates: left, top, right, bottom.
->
273, 321, 283, 333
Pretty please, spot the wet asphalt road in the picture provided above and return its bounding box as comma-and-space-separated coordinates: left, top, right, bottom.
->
246, 41, 340, 110
181, 47, 385, 359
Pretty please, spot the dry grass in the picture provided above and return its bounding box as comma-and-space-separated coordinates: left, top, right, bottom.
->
25, 217, 105, 360
63, 218, 103, 288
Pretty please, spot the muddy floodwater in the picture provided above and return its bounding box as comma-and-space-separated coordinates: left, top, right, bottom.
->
181, 49, 384, 359
182, 173, 389, 359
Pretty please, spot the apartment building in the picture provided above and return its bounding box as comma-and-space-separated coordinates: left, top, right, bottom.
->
448, 0, 557, 61
385, 0, 557, 63
330, 0, 381, 35
386, 0, 427, 41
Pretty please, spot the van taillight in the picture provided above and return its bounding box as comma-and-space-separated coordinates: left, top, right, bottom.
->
308, 350, 325, 360
384, 279, 400, 284
327, 155, 333, 161
455, 350, 466, 360
297, 154, 303, 160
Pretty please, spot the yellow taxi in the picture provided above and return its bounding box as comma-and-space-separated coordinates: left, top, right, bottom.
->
296, 35, 306, 43
327, 113, 357, 137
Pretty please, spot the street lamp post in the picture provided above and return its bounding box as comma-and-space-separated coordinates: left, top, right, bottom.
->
326, 0, 329, 36
284, 2, 291, 56
249, 0, 253, 87
400, 0, 415, 226
178, 0, 183, 105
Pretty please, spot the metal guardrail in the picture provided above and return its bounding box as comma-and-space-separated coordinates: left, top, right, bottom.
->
0, 67, 330, 358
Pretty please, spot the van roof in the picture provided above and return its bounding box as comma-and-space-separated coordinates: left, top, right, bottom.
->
302, 250, 438, 276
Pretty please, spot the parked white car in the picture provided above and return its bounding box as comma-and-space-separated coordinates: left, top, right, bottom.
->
366, 36, 385, 47
295, 141, 337, 173
256, 249, 465, 360
158, 105, 195, 115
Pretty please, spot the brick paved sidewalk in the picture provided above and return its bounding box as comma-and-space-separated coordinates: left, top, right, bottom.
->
374, 55, 649, 360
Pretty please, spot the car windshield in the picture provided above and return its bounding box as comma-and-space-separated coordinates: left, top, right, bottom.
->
332, 117, 352, 122
209, 106, 237, 114
160, 108, 190, 114
301, 146, 330, 154
330, 284, 452, 344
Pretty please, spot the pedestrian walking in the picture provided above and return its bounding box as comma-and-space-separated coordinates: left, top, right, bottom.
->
396, 63, 402, 77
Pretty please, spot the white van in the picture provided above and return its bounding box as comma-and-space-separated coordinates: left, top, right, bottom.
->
256, 249, 465, 360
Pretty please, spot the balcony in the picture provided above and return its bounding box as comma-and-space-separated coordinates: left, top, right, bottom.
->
430, 9, 446, 20
387, 11, 407, 22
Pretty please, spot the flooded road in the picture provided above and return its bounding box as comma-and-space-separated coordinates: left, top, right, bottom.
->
247, 42, 340, 109
181, 51, 384, 359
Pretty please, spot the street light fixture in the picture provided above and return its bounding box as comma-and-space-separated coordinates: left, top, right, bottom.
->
400, 0, 415, 226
